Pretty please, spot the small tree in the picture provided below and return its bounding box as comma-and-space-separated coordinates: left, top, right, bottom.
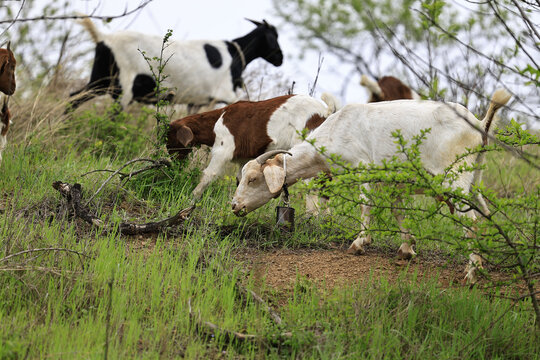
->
304, 125, 539, 327
138, 29, 174, 152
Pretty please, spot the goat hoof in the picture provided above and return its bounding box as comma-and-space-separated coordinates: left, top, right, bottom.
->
346, 244, 365, 255
397, 243, 416, 260
464, 266, 478, 285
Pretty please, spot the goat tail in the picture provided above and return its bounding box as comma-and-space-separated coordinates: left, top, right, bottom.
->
320, 92, 341, 116
76, 13, 101, 43
360, 74, 383, 99
481, 88, 511, 136
471, 88, 511, 215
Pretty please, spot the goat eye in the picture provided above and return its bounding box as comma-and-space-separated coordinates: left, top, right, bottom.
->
248, 177, 256, 184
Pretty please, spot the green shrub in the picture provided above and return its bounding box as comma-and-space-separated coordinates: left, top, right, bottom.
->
62, 103, 153, 159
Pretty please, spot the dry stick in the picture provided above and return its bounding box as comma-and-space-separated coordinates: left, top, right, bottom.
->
81, 158, 172, 180
308, 53, 324, 97
235, 283, 282, 325
51, 32, 70, 88
0, 0, 25, 37
0, 247, 92, 272
188, 298, 257, 342
52, 181, 194, 235
83, 158, 170, 205
0, 1, 153, 25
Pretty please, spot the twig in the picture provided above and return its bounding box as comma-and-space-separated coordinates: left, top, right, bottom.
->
52, 181, 194, 235
188, 298, 257, 342
0, 266, 81, 277
84, 158, 171, 205
0, 1, 153, 25
81, 158, 172, 181
0, 0, 26, 37
309, 53, 324, 97
236, 283, 282, 325
0, 247, 92, 269
120, 158, 172, 180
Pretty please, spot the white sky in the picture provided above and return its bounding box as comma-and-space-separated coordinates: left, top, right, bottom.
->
72, 0, 367, 104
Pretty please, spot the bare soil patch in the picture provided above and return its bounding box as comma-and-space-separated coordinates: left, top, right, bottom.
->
234, 246, 532, 300
236, 247, 464, 290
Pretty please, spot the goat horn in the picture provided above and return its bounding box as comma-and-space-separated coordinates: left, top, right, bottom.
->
255, 150, 292, 165
246, 18, 263, 27
6, 41, 10, 52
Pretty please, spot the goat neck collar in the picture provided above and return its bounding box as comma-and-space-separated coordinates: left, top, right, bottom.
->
230, 41, 246, 70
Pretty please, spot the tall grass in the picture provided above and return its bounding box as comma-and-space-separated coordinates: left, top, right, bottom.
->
0, 81, 538, 358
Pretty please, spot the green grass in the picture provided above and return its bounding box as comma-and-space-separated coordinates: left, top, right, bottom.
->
0, 106, 538, 359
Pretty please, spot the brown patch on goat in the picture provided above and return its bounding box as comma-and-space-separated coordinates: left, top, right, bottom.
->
222, 95, 293, 159
305, 113, 326, 130
0, 47, 16, 96
370, 76, 413, 102
167, 108, 223, 158
1, 102, 10, 136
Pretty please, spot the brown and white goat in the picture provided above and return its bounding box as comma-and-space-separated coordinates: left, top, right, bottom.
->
0, 42, 16, 163
167, 93, 339, 203
360, 75, 420, 102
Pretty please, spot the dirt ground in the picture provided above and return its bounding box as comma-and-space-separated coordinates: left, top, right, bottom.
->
233, 245, 533, 299
235, 247, 465, 289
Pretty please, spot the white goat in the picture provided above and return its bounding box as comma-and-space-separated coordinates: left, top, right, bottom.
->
232, 89, 511, 283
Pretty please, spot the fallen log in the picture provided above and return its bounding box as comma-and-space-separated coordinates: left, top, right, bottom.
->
52, 181, 194, 235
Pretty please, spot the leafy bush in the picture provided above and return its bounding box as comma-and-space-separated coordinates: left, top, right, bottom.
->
306, 124, 540, 325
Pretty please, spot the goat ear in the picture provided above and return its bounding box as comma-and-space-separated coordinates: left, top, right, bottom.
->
176, 125, 194, 147
263, 164, 285, 194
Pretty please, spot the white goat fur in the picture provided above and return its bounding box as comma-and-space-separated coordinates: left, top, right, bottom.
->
232, 89, 511, 282
191, 93, 339, 200
0, 124, 6, 162
80, 19, 242, 108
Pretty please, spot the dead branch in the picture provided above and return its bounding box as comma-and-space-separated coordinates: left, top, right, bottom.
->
82, 158, 172, 205
81, 158, 172, 180
308, 53, 324, 97
0, 266, 81, 277
188, 298, 257, 343
0, 247, 92, 266
0, 1, 153, 25
236, 283, 282, 325
52, 181, 194, 236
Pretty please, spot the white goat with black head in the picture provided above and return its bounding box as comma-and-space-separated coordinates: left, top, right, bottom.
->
68, 18, 283, 110
232, 89, 511, 283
